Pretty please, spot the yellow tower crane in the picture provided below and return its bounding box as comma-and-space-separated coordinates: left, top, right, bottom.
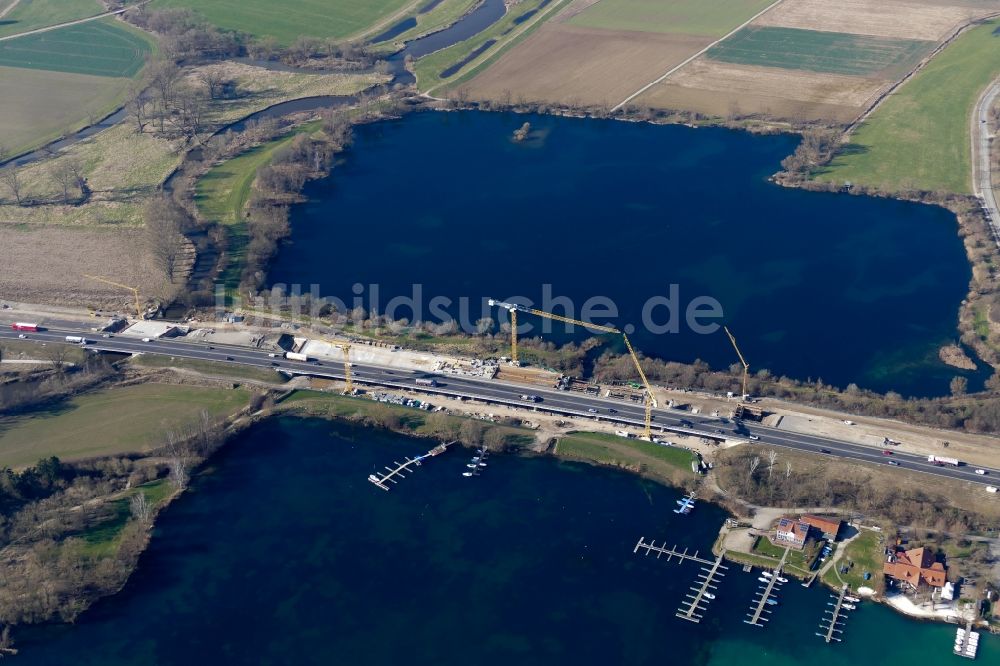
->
488, 299, 656, 440
319, 336, 353, 394
724, 325, 750, 399
83, 274, 143, 320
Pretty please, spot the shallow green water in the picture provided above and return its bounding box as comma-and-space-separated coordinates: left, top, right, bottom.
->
15, 418, 997, 664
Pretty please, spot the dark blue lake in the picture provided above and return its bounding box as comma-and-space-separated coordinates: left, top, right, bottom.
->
14, 418, 994, 665
270, 111, 982, 396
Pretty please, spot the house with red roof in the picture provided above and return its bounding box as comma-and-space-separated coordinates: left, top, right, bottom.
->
883, 547, 946, 590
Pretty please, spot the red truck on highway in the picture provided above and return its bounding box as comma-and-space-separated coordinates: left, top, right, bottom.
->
10, 322, 39, 332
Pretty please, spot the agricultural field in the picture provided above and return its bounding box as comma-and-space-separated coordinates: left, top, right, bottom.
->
632, 0, 996, 123
706, 27, 931, 78
0, 0, 104, 38
0, 19, 151, 76
0, 383, 249, 469
567, 0, 775, 37
754, 0, 994, 41
815, 18, 1000, 194
152, 0, 414, 44
0, 18, 153, 155
461, 0, 776, 107
0, 224, 172, 306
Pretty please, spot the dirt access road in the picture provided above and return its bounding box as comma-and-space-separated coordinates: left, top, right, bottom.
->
973, 75, 1000, 248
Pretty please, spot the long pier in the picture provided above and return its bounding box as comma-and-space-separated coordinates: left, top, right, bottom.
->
817, 584, 850, 643
368, 441, 455, 491
633, 538, 717, 566
745, 547, 789, 627
676, 550, 728, 623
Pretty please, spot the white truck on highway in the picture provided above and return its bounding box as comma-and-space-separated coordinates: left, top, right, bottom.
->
927, 455, 961, 466
65, 335, 87, 344
285, 352, 309, 362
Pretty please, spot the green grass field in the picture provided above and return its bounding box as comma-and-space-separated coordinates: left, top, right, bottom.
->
0, 383, 249, 469
195, 124, 315, 290
815, 19, 1000, 194
0, 0, 104, 38
556, 431, 698, 483
820, 528, 884, 592
0, 18, 151, 77
568, 0, 774, 37
152, 0, 412, 44
74, 479, 173, 559
131, 354, 289, 383
707, 26, 932, 77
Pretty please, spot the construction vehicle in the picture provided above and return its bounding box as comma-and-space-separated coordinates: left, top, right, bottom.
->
724, 326, 750, 399
83, 274, 143, 320
487, 298, 656, 439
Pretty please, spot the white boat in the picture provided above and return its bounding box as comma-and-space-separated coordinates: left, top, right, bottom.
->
762, 571, 773, 578
766, 598, 778, 606
845, 596, 860, 603
758, 577, 770, 583
462, 471, 475, 477
704, 593, 716, 600
842, 603, 856, 610
466, 464, 479, 469
776, 577, 788, 583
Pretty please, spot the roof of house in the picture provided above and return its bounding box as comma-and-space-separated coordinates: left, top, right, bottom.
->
801, 515, 842, 536
776, 517, 809, 542
883, 547, 947, 587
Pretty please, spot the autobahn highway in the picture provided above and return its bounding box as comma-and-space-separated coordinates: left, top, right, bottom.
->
3, 321, 999, 488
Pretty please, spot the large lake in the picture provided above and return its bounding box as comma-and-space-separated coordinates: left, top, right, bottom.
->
269, 111, 985, 396
14, 418, 997, 664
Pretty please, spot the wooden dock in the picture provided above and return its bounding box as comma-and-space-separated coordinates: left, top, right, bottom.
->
745, 547, 789, 628
817, 584, 850, 643
633, 538, 717, 566
368, 441, 455, 491
954, 620, 979, 659
676, 550, 728, 624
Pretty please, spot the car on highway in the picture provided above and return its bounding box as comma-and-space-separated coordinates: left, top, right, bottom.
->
17, 333, 26, 339
887, 460, 900, 466
748, 435, 759, 441
270, 362, 279, 366
975, 469, 987, 475
141, 337, 151, 342
820, 449, 831, 454
608, 408, 618, 414
102, 333, 111, 338
587, 408, 599, 414
225, 356, 234, 361
882, 450, 893, 456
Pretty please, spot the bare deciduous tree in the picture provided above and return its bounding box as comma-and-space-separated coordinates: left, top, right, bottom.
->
168, 458, 188, 491
0, 167, 24, 205
130, 492, 152, 525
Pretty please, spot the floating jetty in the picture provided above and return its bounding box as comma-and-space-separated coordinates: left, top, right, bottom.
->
745, 567, 785, 627
632, 538, 727, 623
955, 621, 979, 659
368, 441, 455, 491
674, 492, 696, 515
462, 447, 489, 478
816, 584, 852, 643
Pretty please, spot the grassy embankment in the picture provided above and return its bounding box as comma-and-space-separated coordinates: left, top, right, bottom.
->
0, 383, 249, 468
195, 121, 319, 290
74, 478, 174, 559
0, 0, 104, 38
0, 339, 90, 364
277, 388, 538, 446
814, 18, 1000, 194
416, 0, 573, 94
151, 0, 413, 44
555, 431, 698, 486
130, 354, 289, 384
370, 0, 478, 50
